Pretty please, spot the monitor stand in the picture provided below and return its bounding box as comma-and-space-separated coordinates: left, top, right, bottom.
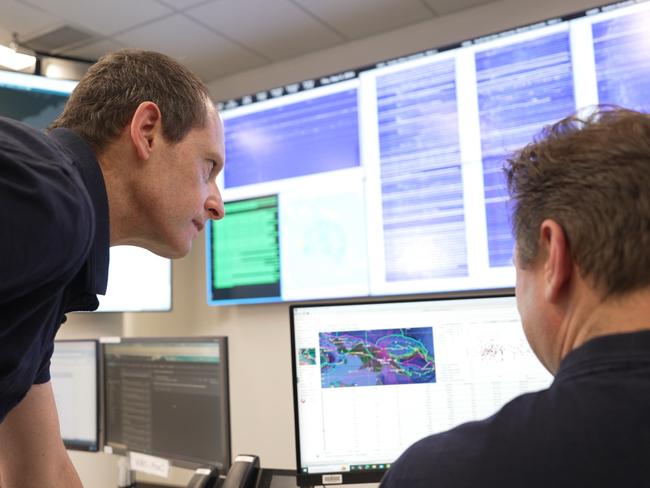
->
117, 455, 136, 488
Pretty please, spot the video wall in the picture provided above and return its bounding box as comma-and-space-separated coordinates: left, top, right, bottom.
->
207, 0, 650, 306
0, 70, 172, 312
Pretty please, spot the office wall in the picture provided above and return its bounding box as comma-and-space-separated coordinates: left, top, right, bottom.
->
59, 0, 603, 485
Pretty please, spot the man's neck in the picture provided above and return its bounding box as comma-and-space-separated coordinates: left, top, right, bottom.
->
560, 285, 650, 362
96, 142, 141, 247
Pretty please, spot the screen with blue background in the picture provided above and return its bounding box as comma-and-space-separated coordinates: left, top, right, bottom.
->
208, 0, 650, 306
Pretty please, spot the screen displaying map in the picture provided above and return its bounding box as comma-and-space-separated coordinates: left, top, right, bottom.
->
291, 295, 553, 484
319, 327, 435, 388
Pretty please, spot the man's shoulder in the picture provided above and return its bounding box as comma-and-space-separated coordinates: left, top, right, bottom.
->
380, 390, 550, 488
0, 116, 57, 150
0, 117, 95, 298
382, 367, 650, 488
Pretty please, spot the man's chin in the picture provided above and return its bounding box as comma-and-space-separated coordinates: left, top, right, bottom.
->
150, 240, 192, 260
167, 243, 192, 259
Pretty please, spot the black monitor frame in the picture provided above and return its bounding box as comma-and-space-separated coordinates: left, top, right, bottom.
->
102, 336, 231, 471
256, 468, 298, 488
290, 291, 527, 486
52, 338, 101, 452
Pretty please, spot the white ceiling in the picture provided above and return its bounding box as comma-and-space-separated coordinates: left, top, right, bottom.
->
0, 0, 498, 84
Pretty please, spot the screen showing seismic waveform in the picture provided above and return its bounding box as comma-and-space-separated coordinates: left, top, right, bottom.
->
376, 58, 468, 282
209, 195, 280, 303
592, 7, 650, 113
223, 88, 360, 188
476, 30, 576, 268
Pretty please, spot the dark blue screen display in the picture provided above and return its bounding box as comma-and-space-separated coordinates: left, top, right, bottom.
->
376, 59, 468, 281
224, 89, 360, 188
476, 31, 576, 267
593, 9, 650, 113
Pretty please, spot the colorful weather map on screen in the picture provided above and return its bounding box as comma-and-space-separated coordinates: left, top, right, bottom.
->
319, 327, 435, 388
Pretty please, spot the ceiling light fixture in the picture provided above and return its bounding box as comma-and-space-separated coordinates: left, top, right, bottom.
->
0, 33, 36, 72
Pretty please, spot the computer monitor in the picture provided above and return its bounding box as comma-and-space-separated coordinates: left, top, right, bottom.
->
0, 69, 75, 128
290, 294, 553, 486
103, 337, 231, 470
50, 339, 100, 451
208, 0, 650, 306
96, 245, 172, 312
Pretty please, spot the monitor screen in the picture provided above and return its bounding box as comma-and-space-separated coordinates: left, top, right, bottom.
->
103, 337, 230, 470
207, 0, 650, 305
96, 246, 172, 312
50, 339, 100, 452
0, 70, 173, 313
290, 294, 553, 486
0, 69, 75, 128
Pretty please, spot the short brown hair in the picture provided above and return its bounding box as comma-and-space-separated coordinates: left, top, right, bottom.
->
50, 49, 211, 151
505, 106, 650, 297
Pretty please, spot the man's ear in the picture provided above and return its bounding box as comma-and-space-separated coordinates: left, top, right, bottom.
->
539, 219, 572, 303
129, 101, 163, 161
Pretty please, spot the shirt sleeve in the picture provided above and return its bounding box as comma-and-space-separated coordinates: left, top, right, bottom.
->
34, 343, 54, 385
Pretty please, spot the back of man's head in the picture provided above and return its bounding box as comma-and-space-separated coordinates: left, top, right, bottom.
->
50, 49, 211, 152
505, 106, 650, 298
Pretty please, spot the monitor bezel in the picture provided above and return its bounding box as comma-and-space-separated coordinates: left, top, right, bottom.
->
255, 468, 298, 488
290, 291, 518, 486
53, 338, 102, 452
101, 336, 231, 471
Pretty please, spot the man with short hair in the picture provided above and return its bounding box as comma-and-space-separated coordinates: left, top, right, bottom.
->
380, 106, 650, 487
0, 49, 225, 487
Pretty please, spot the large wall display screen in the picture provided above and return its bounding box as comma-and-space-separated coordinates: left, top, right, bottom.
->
207, 0, 650, 305
0, 70, 172, 312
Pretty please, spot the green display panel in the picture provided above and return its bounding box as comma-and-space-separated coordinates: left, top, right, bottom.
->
209, 195, 281, 303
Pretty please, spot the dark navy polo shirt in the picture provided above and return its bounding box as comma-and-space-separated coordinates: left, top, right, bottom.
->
0, 116, 109, 423
380, 330, 650, 488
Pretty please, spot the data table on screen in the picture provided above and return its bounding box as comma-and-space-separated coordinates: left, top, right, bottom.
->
592, 6, 650, 113
475, 28, 576, 268
376, 58, 468, 284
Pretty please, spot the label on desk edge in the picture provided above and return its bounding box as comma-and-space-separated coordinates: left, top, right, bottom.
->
322, 474, 343, 484
129, 451, 170, 478
100, 336, 121, 344
234, 455, 257, 463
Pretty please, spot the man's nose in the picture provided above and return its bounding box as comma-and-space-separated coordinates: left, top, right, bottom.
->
206, 186, 225, 221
